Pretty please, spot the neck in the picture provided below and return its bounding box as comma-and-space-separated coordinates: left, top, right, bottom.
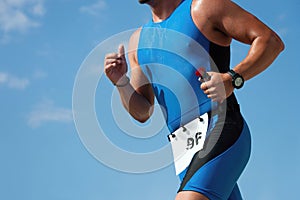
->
149, 0, 183, 22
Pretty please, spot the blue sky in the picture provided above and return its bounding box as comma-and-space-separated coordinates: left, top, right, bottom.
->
0, 0, 299, 199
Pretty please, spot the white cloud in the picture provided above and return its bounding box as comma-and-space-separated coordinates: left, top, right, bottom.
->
80, 0, 107, 16
32, 70, 47, 79
0, 72, 30, 90
27, 100, 73, 128
0, 0, 45, 34
31, 2, 45, 16
7, 76, 30, 89
0, 72, 8, 83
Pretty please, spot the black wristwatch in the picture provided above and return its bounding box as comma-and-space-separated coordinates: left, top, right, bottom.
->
227, 69, 244, 89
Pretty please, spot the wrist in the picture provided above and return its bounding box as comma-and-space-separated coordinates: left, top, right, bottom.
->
222, 72, 232, 82
222, 72, 232, 86
114, 75, 130, 87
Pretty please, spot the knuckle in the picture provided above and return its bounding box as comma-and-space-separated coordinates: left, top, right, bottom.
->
200, 83, 206, 90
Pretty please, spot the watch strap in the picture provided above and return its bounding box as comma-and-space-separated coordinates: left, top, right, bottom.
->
227, 69, 237, 78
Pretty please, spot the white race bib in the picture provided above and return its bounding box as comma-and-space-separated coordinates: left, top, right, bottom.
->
168, 113, 209, 175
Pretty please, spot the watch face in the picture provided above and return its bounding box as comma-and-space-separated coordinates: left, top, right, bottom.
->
235, 77, 244, 87
227, 70, 244, 89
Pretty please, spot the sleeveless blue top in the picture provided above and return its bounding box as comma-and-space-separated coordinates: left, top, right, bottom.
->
137, 0, 222, 132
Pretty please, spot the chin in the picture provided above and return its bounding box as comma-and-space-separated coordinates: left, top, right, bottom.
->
139, 0, 151, 4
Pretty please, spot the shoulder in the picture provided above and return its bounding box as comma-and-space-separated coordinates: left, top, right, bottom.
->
191, 0, 234, 45
191, 0, 233, 23
129, 27, 142, 49
128, 27, 142, 65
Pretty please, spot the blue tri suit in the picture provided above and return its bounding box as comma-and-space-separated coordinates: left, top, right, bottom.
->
136, 0, 251, 199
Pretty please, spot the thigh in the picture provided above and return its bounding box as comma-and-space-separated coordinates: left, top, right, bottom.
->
175, 191, 209, 200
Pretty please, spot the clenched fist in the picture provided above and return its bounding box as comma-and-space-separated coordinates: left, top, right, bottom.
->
104, 45, 128, 86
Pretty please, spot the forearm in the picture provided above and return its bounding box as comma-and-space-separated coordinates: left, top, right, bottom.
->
233, 32, 284, 81
117, 77, 153, 123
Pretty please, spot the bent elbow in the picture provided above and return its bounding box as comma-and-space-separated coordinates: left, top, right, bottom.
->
278, 38, 285, 52
269, 31, 285, 53
131, 106, 154, 124
136, 117, 150, 124
133, 113, 151, 123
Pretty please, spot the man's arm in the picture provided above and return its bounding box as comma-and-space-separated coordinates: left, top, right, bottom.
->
192, 0, 284, 102
104, 29, 154, 123
215, 0, 285, 80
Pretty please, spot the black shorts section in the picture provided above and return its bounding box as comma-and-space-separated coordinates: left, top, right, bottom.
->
178, 94, 244, 192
